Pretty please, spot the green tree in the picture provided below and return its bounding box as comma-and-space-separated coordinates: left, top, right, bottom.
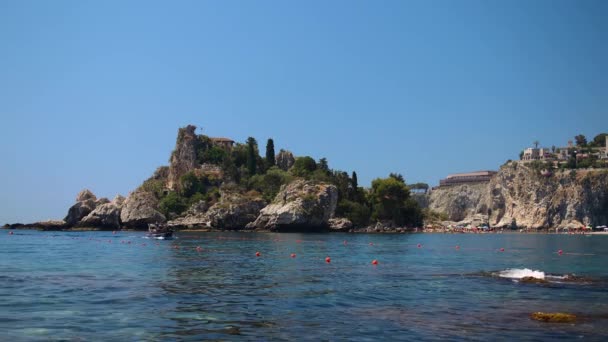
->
370, 176, 421, 226
291, 156, 317, 177
351, 171, 358, 190
246, 137, 258, 176
336, 200, 370, 227
265, 138, 276, 168
203, 146, 227, 164
179, 171, 206, 197
389, 173, 405, 184
592, 133, 607, 147
575, 134, 587, 147
318, 158, 329, 172
519, 150, 524, 160
533, 140, 539, 148
159, 191, 188, 217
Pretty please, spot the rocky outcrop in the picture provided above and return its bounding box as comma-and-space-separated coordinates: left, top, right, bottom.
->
120, 191, 166, 229
276, 149, 295, 171
76, 189, 97, 202
427, 163, 608, 229
79, 203, 121, 229
247, 180, 338, 231
169, 192, 266, 229
204, 193, 266, 229
328, 217, 353, 231
64, 189, 100, 226
167, 125, 198, 190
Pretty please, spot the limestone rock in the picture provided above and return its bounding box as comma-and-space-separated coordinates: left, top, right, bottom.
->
167, 125, 198, 190
64, 198, 97, 226
95, 197, 110, 206
76, 189, 97, 202
276, 149, 295, 171
120, 191, 166, 229
111, 194, 126, 206
247, 180, 338, 231
328, 217, 353, 231
169, 192, 266, 230
80, 203, 121, 229
426, 163, 608, 229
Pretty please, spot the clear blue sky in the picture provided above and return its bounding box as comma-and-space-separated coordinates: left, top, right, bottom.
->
1, 0, 606, 223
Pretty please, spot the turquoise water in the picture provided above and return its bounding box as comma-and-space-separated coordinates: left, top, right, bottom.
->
1, 230, 608, 341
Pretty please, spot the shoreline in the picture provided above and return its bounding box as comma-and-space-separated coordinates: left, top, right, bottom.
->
4, 225, 608, 235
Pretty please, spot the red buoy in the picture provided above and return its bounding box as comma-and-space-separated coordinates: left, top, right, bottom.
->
290, 253, 296, 258
256, 251, 261, 257
343, 240, 347, 245
372, 259, 378, 265
417, 243, 422, 248
455, 245, 460, 250
325, 256, 331, 263
369, 242, 373, 246
196, 246, 202, 252
558, 249, 563, 255
8, 231, 13, 235
499, 248, 505, 252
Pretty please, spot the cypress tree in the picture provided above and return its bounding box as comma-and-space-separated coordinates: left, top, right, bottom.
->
266, 138, 275, 168
246, 137, 257, 176
351, 171, 358, 189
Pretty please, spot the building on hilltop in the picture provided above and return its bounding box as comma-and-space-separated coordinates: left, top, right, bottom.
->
438, 170, 497, 187
210, 137, 235, 150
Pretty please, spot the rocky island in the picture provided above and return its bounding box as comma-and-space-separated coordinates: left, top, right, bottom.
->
4, 126, 608, 232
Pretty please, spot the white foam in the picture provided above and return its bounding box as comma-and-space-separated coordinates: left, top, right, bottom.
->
497, 268, 545, 280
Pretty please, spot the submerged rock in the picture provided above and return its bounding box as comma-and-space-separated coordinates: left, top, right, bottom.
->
247, 180, 338, 231
530, 312, 577, 323
520, 276, 549, 284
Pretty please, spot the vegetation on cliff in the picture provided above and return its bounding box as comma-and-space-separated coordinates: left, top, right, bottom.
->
137, 124, 423, 229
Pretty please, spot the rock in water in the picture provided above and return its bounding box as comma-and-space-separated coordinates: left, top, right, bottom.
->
167, 125, 198, 190
520, 276, 549, 284
247, 180, 338, 231
328, 217, 353, 231
79, 202, 122, 229
120, 191, 166, 229
275, 149, 295, 171
530, 312, 577, 323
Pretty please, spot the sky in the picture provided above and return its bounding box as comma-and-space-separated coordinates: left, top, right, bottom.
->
1, 0, 606, 223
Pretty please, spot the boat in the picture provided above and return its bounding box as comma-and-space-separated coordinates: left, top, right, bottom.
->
147, 223, 174, 240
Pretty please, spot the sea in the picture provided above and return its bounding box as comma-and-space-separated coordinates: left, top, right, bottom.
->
1, 230, 608, 341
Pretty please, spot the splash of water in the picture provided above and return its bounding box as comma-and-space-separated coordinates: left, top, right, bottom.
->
497, 268, 545, 280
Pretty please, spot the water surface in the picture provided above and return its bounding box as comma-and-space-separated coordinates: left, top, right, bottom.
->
1, 231, 607, 340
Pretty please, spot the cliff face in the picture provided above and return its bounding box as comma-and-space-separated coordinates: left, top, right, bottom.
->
167, 125, 198, 190
428, 182, 488, 222
427, 163, 608, 228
